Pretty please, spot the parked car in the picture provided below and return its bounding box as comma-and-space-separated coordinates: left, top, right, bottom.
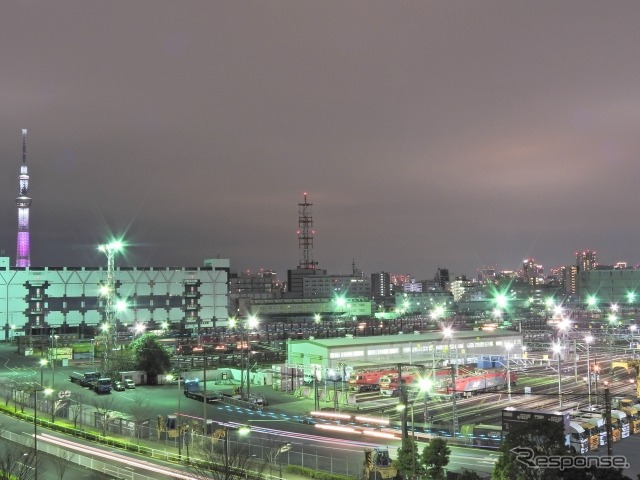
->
124, 379, 136, 389
113, 381, 125, 391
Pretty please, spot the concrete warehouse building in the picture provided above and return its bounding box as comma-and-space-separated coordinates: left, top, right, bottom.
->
286, 329, 524, 378
0, 257, 230, 340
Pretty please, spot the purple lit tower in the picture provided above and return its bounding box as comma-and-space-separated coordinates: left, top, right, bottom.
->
15, 129, 31, 267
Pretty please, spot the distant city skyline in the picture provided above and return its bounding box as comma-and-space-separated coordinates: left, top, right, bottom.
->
2, 2, 640, 279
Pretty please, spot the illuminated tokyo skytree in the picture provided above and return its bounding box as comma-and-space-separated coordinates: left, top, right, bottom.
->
16, 129, 31, 267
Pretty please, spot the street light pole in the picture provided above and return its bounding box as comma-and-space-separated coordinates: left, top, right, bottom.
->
274, 442, 292, 479
91, 339, 95, 372
443, 327, 457, 437
178, 375, 182, 458
34, 388, 39, 480
50, 330, 58, 388
585, 335, 593, 406
553, 342, 562, 409
505, 343, 512, 402
222, 424, 251, 480
98, 240, 123, 373
39, 359, 47, 388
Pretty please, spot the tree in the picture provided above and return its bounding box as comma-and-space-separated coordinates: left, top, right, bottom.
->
130, 333, 171, 384
392, 437, 418, 479
458, 470, 484, 480
0, 434, 40, 480
560, 467, 632, 480
492, 418, 567, 480
127, 394, 154, 440
107, 348, 136, 377
91, 395, 117, 437
421, 437, 450, 480
51, 449, 75, 480
68, 390, 88, 429
187, 428, 270, 480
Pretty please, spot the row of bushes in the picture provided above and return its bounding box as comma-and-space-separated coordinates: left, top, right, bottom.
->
286, 464, 356, 480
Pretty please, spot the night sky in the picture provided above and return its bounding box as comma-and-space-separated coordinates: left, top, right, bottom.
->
2, 1, 640, 280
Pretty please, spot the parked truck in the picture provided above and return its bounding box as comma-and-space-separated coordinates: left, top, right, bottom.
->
183, 379, 222, 404
502, 408, 587, 454
90, 377, 113, 394
612, 397, 640, 434
570, 413, 607, 449
69, 371, 101, 387
579, 406, 630, 440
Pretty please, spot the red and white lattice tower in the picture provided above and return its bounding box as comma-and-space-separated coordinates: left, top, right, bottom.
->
297, 192, 316, 269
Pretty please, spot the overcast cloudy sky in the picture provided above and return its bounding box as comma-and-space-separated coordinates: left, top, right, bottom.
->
2, 1, 640, 279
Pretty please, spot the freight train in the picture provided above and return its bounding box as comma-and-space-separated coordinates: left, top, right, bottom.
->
437, 368, 516, 397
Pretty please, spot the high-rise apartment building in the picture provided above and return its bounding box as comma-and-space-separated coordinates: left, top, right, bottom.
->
371, 272, 392, 301
576, 250, 598, 271
435, 267, 450, 291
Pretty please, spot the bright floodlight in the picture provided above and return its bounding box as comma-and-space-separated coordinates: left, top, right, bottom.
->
495, 294, 508, 309
237, 425, 251, 436
39, 358, 48, 367
442, 326, 453, 338
558, 318, 570, 331
587, 295, 597, 307
248, 315, 259, 329
431, 305, 445, 320
608, 314, 618, 324
419, 378, 433, 391
631, 325, 637, 332
314, 314, 321, 323
585, 334, 593, 343
228, 317, 237, 329
628, 292, 636, 303
335, 296, 347, 308
43, 388, 54, 396
610, 303, 619, 312
552, 342, 562, 354
505, 342, 513, 351
135, 323, 146, 334
116, 299, 127, 312
99, 285, 109, 296
98, 240, 123, 253
101, 323, 110, 332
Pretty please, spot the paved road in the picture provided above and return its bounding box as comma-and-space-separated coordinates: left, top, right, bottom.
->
0, 436, 113, 480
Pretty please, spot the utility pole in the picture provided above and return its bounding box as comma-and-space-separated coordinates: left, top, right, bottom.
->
605, 388, 613, 457
451, 364, 458, 437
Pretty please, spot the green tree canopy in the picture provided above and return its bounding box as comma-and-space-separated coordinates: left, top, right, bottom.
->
421, 437, 450, 480
458, 469, 484, 480
130, 333, 171, 383
492, 418, 567, 480
392, 437, 418, 479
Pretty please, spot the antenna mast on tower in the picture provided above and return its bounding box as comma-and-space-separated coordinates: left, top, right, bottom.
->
297, 193, 316, 269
